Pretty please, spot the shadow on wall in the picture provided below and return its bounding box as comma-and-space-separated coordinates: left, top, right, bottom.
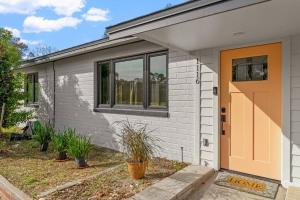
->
37, 67, 54, 124
54, 71, 119, 151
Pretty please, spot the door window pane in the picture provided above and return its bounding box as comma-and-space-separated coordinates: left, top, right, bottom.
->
232, 55, 268, 82
115, 58, 143, 105
98, 63, 110, 105
149, 55, 167, 107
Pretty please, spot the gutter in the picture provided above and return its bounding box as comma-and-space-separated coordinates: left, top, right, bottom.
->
21, 36, 141, 68
52, 61, 56, 128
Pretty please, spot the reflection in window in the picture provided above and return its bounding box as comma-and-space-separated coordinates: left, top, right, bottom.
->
232, 55, 268, 82
115, 58, 144, 105
26, 73, 39, 104
149, 55, 167, 107
98, 62, 110, 105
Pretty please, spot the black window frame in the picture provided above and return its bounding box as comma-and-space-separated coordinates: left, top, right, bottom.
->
25, 73, 39, 105
94, 51, 169, 117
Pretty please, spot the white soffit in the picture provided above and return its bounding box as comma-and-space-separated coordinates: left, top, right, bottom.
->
138, 0, 300, 51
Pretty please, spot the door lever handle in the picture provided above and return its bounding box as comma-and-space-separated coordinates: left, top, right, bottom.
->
221, 115, 226, 135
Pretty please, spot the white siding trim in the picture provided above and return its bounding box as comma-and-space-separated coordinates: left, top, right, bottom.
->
281, 38, 291, 187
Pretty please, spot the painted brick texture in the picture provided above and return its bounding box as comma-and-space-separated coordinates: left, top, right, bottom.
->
23, 41, 198, 163
291, 35, 300, 185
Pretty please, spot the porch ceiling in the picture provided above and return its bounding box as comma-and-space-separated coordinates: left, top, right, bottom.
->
137, 0, 300, 52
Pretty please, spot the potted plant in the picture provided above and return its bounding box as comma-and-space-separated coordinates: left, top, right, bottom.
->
115, 120, 160, 180
32, 121, 54, 152
67, 132, 91, 168
52, 130, 69, 161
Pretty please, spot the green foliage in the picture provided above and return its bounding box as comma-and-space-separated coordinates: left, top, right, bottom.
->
52, 131, 69, 153
114, 120, 160, 162
32, 121, 54, 145
67, 132, 91, 158
0, 28, 32, 127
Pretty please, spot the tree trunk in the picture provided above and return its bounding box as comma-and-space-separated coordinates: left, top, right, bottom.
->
0, 103, 5, 132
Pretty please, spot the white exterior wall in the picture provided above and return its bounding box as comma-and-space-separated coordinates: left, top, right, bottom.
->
291, 35, 300, 185
23, 41, 198, 163
23, 63, 54, 123
22, 35, 300, 184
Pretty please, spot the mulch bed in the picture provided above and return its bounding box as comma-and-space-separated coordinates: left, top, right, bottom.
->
46, 158, 188, 200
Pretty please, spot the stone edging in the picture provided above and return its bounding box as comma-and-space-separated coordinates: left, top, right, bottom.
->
0, 175, 32, 200
37, 164, 124, 199
128, 165, 215, 200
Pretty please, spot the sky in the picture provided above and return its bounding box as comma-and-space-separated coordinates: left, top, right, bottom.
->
0, 0, 185, 53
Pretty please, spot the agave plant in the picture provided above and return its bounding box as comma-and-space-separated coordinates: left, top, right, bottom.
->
32, 121, 54, 152
67, 132, 91, 168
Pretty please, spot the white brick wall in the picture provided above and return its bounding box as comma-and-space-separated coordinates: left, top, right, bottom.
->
23, 41, 198, 163
22, 63, 54, 123
291, 35, 300, 185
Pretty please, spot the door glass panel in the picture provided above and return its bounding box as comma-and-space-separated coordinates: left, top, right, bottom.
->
232, 55, 268, 82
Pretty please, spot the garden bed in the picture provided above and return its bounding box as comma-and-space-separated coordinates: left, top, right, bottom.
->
46, 158, 187, 200
0, 139, 124, 198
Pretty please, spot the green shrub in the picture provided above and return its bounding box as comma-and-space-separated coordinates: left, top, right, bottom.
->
32, 121, 54, 146
52, 131, 68, 153
67, 133, 91, 159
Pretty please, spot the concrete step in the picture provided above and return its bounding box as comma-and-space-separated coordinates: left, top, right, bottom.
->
128, 165, 215, 200
285, 186, 300, 200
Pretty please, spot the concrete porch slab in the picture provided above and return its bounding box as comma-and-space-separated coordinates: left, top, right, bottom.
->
128, 165, 214, 200
285, 186, 300, 200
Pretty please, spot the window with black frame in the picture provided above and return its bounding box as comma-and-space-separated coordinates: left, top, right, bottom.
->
96, 52, 168, 114
25, 73, 39, 104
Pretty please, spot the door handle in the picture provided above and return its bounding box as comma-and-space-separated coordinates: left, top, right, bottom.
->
221, 115, 226, 135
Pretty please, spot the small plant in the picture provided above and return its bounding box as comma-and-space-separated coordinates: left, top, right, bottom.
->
114, 119, 160, 179
67, 132, 91, 168
32, 121, 54, 152
52, 130, 69, 161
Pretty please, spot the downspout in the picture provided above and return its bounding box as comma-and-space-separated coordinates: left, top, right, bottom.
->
52, 61, 56, 128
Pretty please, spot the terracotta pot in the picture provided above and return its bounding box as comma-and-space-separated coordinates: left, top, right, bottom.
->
75, 157, 87, 168
127, 160, 148, 180
57, 151, 68, 161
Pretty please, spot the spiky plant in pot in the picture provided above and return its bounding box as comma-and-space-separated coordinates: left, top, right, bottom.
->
114, 119, 160, 180
32, 121, 54, 152
52, 130, 70, 161
67, 131, 91, 168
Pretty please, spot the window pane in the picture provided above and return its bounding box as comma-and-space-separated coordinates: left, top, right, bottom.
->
149, 55, 167, 107
34, 74, 39, 103
232, 55, 268, 82
27, 75, 34, 103
115, 58, 143, 105
99, 63, 110, 105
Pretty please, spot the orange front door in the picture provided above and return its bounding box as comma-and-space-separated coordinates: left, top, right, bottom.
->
220, 43, 282, 180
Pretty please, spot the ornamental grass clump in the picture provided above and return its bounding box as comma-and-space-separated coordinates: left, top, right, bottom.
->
32, 121, 54, 152
67, 131, 91, 168
114, 119, 160, 179
52, 130, 70, 161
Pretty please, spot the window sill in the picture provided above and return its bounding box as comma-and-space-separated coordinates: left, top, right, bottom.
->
94, 107, 169, 118
25, 103, 39, 108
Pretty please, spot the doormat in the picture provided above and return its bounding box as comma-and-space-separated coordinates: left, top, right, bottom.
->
215, 171, 279, 199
